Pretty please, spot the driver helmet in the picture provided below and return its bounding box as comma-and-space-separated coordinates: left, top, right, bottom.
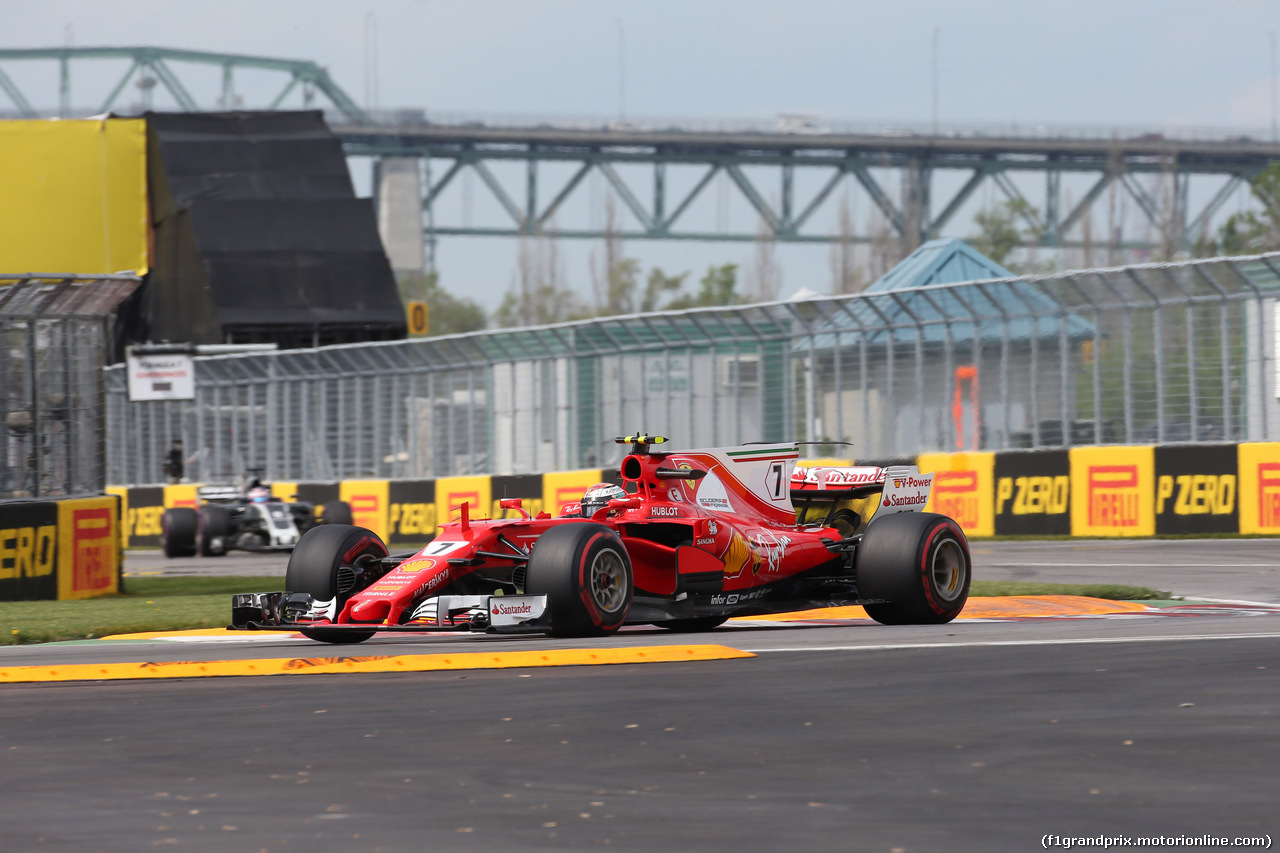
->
580, 482, 626, 518
248, 485, 271, 503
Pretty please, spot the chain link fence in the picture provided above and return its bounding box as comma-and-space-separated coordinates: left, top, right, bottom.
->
1, 274, 140, 498
104, 254, 1280, 486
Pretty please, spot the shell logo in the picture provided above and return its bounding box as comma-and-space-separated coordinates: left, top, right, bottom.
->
398, 559, 436, 573
723, 530, 751, 579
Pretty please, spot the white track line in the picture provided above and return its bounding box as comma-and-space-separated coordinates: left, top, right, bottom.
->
978, 562, 1278, 568
1185, 596, 1280, 607
740, 632, 1280, 653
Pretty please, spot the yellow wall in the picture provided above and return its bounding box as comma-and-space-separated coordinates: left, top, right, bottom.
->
0, 119, 149, 275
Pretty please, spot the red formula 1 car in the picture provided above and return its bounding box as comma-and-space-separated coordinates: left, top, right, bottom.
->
230, 436, 971, 643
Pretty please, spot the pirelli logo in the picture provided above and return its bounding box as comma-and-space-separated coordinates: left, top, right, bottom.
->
349, 494, 379, 515
70, 507, 114, 593
445, 492, 480, 519
1260, 463, 1280, 528
1088, 465, 1140, 528
933, 470, 979, 530
555, 486, 586, 507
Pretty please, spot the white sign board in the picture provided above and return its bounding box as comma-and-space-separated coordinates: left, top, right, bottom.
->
127, 353, 195, 401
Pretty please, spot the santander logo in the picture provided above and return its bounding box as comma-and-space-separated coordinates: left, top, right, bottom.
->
884, 492, 929, 507
492, 601, 533, 616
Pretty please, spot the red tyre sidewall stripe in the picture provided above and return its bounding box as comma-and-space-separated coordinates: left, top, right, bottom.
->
343, 536, 387, 563
577, 532, 611, 627
918, 520, 966, 616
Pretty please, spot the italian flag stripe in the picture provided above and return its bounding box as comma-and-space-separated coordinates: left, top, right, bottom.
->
726, 446, 797, 459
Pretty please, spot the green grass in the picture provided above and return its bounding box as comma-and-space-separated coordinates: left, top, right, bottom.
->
970, 580, 1171, 600
1, 576, 282, 646
0, 575, 1172, 646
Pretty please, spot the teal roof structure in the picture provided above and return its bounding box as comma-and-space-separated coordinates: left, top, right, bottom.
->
806, 238, 1095, 349
864, 237, 1016, 293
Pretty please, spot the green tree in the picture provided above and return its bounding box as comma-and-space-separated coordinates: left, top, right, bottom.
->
1213, 161, 1280, 255
397, 270, 487, 336
666, 263, 740, 310
600, 257, 641, 316
494, 236, 588, 327
640, 267, 688, 312
971, 198, 1039, 267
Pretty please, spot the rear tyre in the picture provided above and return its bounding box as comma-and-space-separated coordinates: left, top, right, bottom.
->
654, 616, 729, 633
161, 508, 198, 558
286, 524, 388, 644
525, 523, 633, 637
198, 504, 230, 557
320, 500, 353, 526
857, 512, 970, 625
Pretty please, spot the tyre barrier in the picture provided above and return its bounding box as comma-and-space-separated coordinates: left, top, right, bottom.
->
0, 494, 122, 601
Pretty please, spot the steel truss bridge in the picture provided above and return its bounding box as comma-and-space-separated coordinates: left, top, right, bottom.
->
4, 46, 1280, 254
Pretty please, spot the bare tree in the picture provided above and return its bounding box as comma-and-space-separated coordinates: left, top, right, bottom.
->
1080, 189, 1096, 269
866, 206, 904, 284
1106, 140, 1124, 266
829, 196, 864, 294
495, 225, 585, 327
747, 213, 780, 301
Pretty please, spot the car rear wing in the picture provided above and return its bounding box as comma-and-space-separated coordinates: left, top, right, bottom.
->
790, 464, 934, 515
197, 485, 242, 503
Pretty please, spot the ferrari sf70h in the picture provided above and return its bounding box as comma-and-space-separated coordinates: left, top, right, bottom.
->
231, 436, 970, 643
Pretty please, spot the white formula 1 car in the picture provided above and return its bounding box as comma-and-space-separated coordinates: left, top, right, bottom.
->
162, 482, 352, 557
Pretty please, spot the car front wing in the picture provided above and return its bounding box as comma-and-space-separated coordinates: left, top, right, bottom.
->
229, 591, 551, 635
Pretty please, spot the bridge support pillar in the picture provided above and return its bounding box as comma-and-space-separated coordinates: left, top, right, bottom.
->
375, 156, 425, 273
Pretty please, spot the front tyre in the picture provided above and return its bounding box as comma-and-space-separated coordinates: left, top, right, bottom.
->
285, 524, 388, 644
525, 523, 633, 637
856, 512, 970, 625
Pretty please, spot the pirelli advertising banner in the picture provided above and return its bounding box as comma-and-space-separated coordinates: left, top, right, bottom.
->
294, 482, 341, 509
1239, 442, 1280, 535
114, 485, 164, 550
436, 476, 493, 534
388, 480, 436, 547
543, 470, 606, 517
994, 450, 1071, 536
57, 496, 121, 599
1069, 446, 1155, 537
340, 480, 391, 544
917, 452, 995, 538
0, 501, 58, 600
1155, 444, 1239, 535
492, 475, 545, 519
0, 495, 120, 601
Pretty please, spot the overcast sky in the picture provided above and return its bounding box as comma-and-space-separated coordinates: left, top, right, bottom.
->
6, 0, 1280, 310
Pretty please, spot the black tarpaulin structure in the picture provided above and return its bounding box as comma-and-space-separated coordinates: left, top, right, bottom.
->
143, 111, 405, 348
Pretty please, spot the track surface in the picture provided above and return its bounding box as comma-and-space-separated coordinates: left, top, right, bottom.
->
3, 540, 1278, 851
